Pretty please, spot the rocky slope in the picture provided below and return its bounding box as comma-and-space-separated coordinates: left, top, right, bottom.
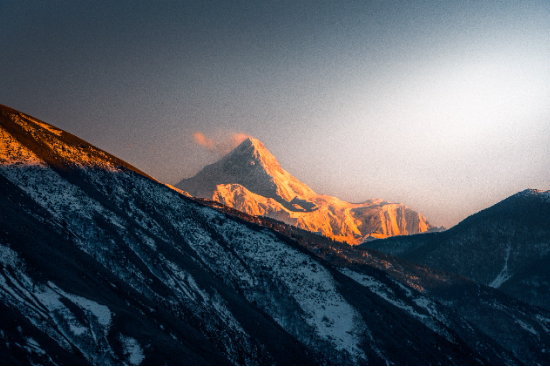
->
361, 189, 550, 310
2, 104, 549, 365
177, 138, 436, 244
3, 104, 550, 365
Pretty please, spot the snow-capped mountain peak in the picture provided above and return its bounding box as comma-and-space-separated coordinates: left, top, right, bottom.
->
177, 136, 317, 205
177, 136, 436, 244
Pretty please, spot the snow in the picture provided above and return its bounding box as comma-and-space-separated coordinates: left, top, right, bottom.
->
0, 164, 103, 222
339, 268, 454, 342
31, 282, 113, 335
196, 218, 368, 362
119, 334, 145, 365
515, 319, 539, 336
138, 231, 157, 251
340, 268, 425, 320
24, 337, 47, 356
49, 282, 112, 327
489, 244, 512, 288
0, 244, 19, 267
157, 254, 255, 364
0, 251, 116, 363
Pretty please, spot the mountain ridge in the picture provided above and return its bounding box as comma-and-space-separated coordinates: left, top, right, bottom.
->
360, 188, 550, 310
177, 136, 437, 244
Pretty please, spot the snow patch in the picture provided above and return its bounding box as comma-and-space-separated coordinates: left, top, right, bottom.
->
48, 282, 112, 327
489, 244, 512, 288
0, 245, 19, 267
119, 334, 145, 365
515, 319, 539, 336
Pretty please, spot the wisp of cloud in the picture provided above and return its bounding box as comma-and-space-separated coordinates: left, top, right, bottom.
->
193, 131, 250, 156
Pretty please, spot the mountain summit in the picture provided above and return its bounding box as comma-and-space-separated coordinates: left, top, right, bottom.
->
177, 137, 316, 210
177, 137, 437, 244
361, 188, 550, 310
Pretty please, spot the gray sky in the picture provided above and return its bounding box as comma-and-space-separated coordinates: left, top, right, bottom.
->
1, 0, 549, 228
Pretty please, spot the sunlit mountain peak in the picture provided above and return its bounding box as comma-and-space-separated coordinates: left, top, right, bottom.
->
177, 135, 437, 244
221, 137, 284, 173
178, 136, 317, 205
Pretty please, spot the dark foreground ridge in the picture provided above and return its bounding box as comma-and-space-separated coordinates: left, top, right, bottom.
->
1, 104, 550, 365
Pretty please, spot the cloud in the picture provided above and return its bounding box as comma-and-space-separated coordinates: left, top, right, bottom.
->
193, 132, 217, 150
193, 131, 251, 156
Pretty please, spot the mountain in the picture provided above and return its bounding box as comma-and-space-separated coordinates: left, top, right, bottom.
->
177, 137, 316, 205
360, 189, 550, 310
177, 138, 437, 245
3, 104, 550, 365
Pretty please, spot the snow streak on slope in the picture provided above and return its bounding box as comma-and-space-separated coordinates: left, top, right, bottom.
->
489, 244, 512, 288
0, 244, 116, 364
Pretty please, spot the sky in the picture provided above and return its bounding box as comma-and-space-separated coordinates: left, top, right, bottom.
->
1, 0, 549, 228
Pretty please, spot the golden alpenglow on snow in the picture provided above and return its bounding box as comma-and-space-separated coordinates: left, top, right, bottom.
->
177, 138, 437, 245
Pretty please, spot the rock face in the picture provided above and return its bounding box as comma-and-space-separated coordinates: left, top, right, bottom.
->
177, 138, 436, 244
361, 189, 550, 310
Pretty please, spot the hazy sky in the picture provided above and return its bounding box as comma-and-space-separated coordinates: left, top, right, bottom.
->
1, 0, 549, 228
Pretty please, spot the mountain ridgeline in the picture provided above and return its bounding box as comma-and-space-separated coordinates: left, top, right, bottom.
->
176, 137, 440, 245
2, 104, 550, 365
360, 189, 550, 311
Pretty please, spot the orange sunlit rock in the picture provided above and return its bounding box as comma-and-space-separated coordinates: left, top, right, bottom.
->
179, 137, 436, 245
0, 106, 154, 179
214, 183, 432, 245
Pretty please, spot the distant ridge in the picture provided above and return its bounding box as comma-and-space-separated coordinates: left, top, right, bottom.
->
177, 137, 438, 244
361, 188, 550, 310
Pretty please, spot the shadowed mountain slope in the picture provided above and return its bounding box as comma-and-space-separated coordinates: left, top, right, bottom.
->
177, 138, 438, 244
2, 104, 550, 364
361, 189, 550, 310
193, 195, 550, 365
